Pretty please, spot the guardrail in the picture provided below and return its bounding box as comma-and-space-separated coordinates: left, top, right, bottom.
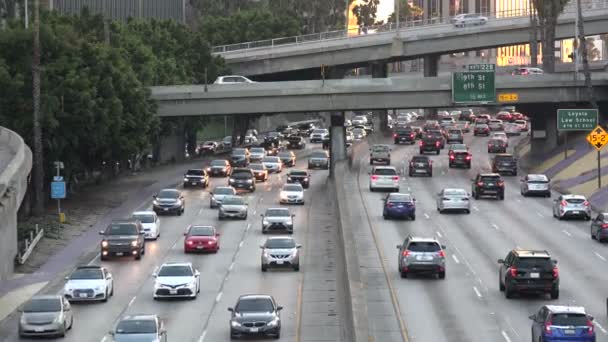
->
211, 2, 606, 54
17, 224, 44, 265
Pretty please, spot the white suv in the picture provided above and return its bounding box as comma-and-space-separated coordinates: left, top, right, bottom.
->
369, 166, 400, 192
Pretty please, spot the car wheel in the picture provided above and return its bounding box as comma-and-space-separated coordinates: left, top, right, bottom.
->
474, 192, 479, 200
274, 330, 281, 339
550, 287, 559, 299
135, 252, 141, 260
438, 271, 445, 279
499, 277, 505, 291
499, 194, 505, 200
110, 284, 114, 296
410, 214, 416, 221
591, 228, 596, 239
262, 229, 267, 234
505, 285, 514, 299
585, 215, 591, 221
59, 323, 66, 337
429, 171, 433, 177
383, 213, 389, 220
69, 316, 73, 329
102, 289, 108, 302
400, 270, 407, 278
101, 254, 108, 261
293, 264, 300, 271
261, 265, 267, 272
465, 209, 470, 214
409, 172, 413, 177
436, 150, 440, 155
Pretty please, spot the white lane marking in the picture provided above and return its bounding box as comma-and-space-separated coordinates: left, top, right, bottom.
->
198, 330, 207, 342
501, 330, 512, 342
253, 210, 256, 215
266, 187, 271, 192
215, 291, 223, 303
239, 241, 244, 248
246, 223, 251, 231
594, 321, 608, 334
88, 253, 101, 265
491, 224, 499, 230
100, 336, 110, 342
562, 230, 572, 237
229, 262, 235, 271
473, 286, 482, 298
424, 213, 430, 219
436, 231, 443, 238
473, 206, 479, 211
515, 199, 521, 203
451, 254, 460, 264
536, 212, 544, 218
128, 296, 136, 307
594, 252, 607, 261
198, 208, 204, 215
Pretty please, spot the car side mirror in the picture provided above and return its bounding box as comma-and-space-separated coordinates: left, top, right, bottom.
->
152, 273, 157, 278
588, 315, 594, 321
64, 306, 70, 312
260, 214, 264, 217
528, 314, 536, 321
194, 271, 200, 277
153, 195, 157, 199
210, 192, 214, 195
139, 231, 145, 235
216, 233, 221, 236
441, 245, 446, 249
106, 275, 112, 279
109, 331, 115, 336
497, 259, 504, 264
277, 306, 283, 311
99, 231, 105, 235
260, 245, 265, 249
228, 307, 234, 312
552, 259, 558, 264
292, 214, 296, 217
64, 276, 69, 280
296, 244, 302, 248
183, 232, 188, 236
160, 328, 167, 335
396, 245, 402, 249
470, 178, 474, 182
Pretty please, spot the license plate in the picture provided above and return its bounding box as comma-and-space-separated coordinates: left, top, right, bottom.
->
530, 272, 540, 278
564, 329, 575, 335
417, 256, 433, 261
276, 260, 284, 265
170, 289, 177, 294
572, 211, 580, 214
35, 327, 44, 332
79, 293, 88, 298
488, 183, 494, 186
250, 328, 259, 333
116, 252, 123, 256
315, 164, 320, 166
163, 208, 169, 211
197, 246, 204, 249
397, 205, 404, 208
191, 182, 198, 185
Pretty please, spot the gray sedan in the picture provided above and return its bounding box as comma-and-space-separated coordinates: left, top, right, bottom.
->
210, 186, 237, 208
218, 195, 248, 220
436, 188, 471, 214
19, 295, 74, 338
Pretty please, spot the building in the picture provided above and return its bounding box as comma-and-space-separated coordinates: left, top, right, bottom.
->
48, 0, 186, 23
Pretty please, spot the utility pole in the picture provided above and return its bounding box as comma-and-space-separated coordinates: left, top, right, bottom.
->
574, 0, 580, 81
32, 0, 45, 216
576, 0, 599, 110
24, 0, 28, 29
396, 0, 400, 31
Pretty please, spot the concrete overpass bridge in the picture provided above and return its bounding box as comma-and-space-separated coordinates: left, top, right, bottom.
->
211, 4, 608, 78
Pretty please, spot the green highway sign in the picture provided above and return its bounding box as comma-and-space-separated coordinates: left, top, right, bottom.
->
468, 64, 495, 71
452, 69, 496, 103
557, 109, 598, 131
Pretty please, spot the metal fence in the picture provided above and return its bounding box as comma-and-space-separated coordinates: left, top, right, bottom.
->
212, 2, 608, 54
49, 0, 185, 23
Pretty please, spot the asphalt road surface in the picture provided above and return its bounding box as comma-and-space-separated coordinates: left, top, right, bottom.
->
351, 129, 608, 342
0, 145, 348, 342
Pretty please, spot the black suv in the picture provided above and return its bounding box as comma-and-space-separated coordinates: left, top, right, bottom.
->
183, 169, 209, 188
498, 250, 559, 299
286, 169, 310, 188
471, 173, 505, 200
487, 139, 507, 153
419, 134, 441, 155
99, 219, 145, 260
492, 154, 518, 175
393, 127, 416, 144
264, 132, 282, 146
229, 168, 256, 192
427, 130, 446, 148
408, 156, 432, 177
230, 148, 250, 167
296, 123, 316, 137
229, 294, 282, 339
446, 129, 464, 144
286, 136, 306, 149
448, 148, 472, 169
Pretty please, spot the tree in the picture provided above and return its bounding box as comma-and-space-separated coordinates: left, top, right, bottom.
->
386, 0, 424, 23
585, 37, 600, 61
533, 0, 570, 72
352, 0, 380, 27
32, 0, 44, 215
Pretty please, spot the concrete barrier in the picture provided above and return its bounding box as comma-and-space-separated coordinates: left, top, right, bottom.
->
0, 126, 33, 281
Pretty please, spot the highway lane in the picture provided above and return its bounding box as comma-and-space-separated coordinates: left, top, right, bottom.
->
5, 145, 336, 342
353, 127, 608, 342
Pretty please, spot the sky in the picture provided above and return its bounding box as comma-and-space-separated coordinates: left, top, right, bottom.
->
377, 0, 394, 22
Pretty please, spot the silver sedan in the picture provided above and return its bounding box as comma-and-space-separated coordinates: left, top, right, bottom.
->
218, 195, 248, 220
436, 188, 471, 214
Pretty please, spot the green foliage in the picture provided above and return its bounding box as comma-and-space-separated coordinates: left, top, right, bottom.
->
353, 0, 381, 27
387, 0, 424, 23
0, 9, 224, 183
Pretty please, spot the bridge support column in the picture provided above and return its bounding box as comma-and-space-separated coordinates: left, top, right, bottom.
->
441, 0, 450, 21
329, 112, 346, 176
423, 54, 440, 119
370, 62, 390, 131
530, 111, 559, 157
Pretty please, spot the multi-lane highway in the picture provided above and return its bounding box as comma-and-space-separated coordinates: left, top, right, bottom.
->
0, 146, 348, 342
348, 125, 608, 342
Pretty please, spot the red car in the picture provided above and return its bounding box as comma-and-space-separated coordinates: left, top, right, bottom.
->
496, 111, 514, 122
184, 225, 220, 253
511, 112, 527, 121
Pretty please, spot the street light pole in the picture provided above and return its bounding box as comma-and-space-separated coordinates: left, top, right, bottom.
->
396, 0, 401, 31
574, 0, 580, 80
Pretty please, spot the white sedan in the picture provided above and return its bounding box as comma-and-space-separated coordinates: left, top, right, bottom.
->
280, 184, 305, 204
262, 156, 283, 173
436, 188, 471, 214
132, 211, 160, 240
153, 262, 200, 299
452, 13, 488, 27
63, 266, 113, 302
213, 75, 257, 84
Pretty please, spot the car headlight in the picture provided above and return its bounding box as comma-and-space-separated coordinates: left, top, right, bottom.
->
175, 199, 182, 205
231, 321, 241, 327
183, 178, 188, 181
267, 317, 279, 327
229, 178, 235, 183
280, 193, 288, 200
101, 240, 108, 248
153, 200, 159, 205
95, 286, 104, 291
287, 177, 292, 181
206, 167, 211, 171
188, 280, 197, 288
263, 219, 269, 225
131, 240, 139, 247
53, 314, 62, 324
303, 177, 309, 181
246, 179, 253, 183
20, 315, 27, 325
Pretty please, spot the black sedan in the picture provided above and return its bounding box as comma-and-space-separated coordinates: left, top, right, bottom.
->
286, 169, 310, 188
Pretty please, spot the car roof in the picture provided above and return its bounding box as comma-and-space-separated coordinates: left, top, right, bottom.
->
545, 305, 586, 315
288, 169, 307, 173
120, 314, 158, 321
495, 153, 514, 157
30, 294, 62, 300
373, 166, 397, 171
267, 207, 289, 212
132, 211, 156, 216
562, 194, 587, 200
512, 249, 551, 258
411, 155, 429, 159
75, 265, 103, 270
266, 236, 295, 241
442, 188, 467, 193
111, 218, 138, 223
283, 183, 303, 188
407, 236, 440, 243
238, 294, 273, 301
214, 186, 234, 190
479, 173, 501, 177
160, 262, 193, 268
526, 174, 548, 181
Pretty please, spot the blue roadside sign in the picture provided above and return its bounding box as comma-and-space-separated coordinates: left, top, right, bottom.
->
51, 181, 66, 199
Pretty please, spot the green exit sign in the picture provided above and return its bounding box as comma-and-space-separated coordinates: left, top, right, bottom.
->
452, 70, 496, 103
557, 109, 598, 131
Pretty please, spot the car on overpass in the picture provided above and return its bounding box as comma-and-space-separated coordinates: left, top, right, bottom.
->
452, 13, 488, 27
512, 67, 544, 75
214, 75, 257, 84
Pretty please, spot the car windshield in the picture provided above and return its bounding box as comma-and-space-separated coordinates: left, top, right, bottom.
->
495, 156, 514, 162
232, 149, 247, 156
480, 176, 501, 182
515, 257, 553, 268
236, 298, 274, 313
263, 157, 280, 163
214, 187, 234, 195
278, 152, 292, 158
476, 124, 489, 128
444, 189, 467, 197
23, 298, 61, 313
211, 160, 226, 166
222, 196, 245, 205
388, 194, 412, 202
283, 185, 302, 192
115, 319, 157, 334
231, 171, 252, 179
373, 168, 397, 176
290, 170, 307, 176
158, 265, 192, 277
353, 129, 364, 134
372, 145, 389, 152
551, 313, 588, 326
189, 226, 214, 236
266, 238, 296, 249
266, 209, 290, 217
133, 214, 155, 224
489, 139, 504, 145
250, 148, 264, 153
411, 157, 428, 162
70, 268, 104, 280
566, 198, 585, 204
310, 152, 327, 159
396, 129, 412, 133
186, 169, 204, 176
448, 130, 460, 134
407, 242, 441, 252
312, 129, 326, 134
450, 144, 467, 150
204, 141, 215, 146
158, 190, 179, 199
107, 223, 138, 235
250, 164, 264, 170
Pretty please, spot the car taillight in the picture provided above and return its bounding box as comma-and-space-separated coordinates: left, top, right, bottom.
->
435, 141, 440, 147
419, 141, 423, 146
560, 200, 567, 206
393, 134, 397, 138
387, 203, 394, 208
449, 155, 455, 160
584, 200, 590, 207
601, 224, 608, 229
545, 321, 552, 335
552, 267, 559, 279
371, 175, 378, 180
410, 134, 414, 138
587, 320, 594, 335
477, 182, 484, 186
392, 176, 399, 181
509, 267, 517, 277
497, 181, 504, 187
402, 250, 410, 257
465, 155, 472, 160
438, 250, 446, 257
409, 162, 414, 167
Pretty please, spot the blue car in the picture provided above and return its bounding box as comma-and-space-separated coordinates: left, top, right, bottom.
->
383, 193, 416, 220
530, 305, 595, 342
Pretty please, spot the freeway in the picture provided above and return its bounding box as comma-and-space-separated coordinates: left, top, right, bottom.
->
0, 146, 348, 342
349, 126, 608, 341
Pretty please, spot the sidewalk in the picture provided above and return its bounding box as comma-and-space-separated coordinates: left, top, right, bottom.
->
0, 157, 216, 321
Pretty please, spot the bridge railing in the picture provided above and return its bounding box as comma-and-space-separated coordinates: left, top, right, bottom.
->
211, 2, 607, 54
